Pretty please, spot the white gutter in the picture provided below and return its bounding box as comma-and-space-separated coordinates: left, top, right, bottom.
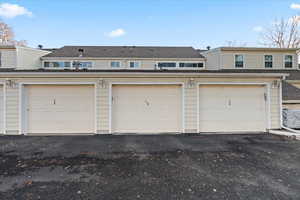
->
0, 72, 289, 78
281, 125, 300, 134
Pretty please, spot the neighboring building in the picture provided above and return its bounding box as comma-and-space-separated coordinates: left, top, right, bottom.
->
0, 45, 296, 135
0, 45, 50, 69
282, 71, 300, 109
203, 47, 298, 70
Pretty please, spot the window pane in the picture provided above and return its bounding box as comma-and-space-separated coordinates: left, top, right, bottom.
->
130, 62, 139, 68
264, 55, 273, 68
235, 55, 244, 68
111, 61, 120, 68
265, 55, 272, 62
64, 62, 71, 68
81, 62, 92, 68
197, 63, 204, 68
179, 63, 204, 68
158, 62, 176, 67
235, 55, 243, 62
285, 55, 293, 68
285, 55, 293, 62
72, 61, 92, 68
265, 62, 272, 68
52, 62, 60, 68
44, 62, 50, 68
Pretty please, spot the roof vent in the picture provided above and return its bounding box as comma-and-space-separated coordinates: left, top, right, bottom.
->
78, 48, 84, 57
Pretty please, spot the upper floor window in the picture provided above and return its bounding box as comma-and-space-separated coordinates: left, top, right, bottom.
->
235, 55, 244, 68
129, 61, 140, 68
44, 61, 71, 68
72, 61, 92, 68
111, 61, 121, 68
264, 55, 273, 68
179, 62, 204, 68
157, 62, 176, 68
284, 55, 293, 68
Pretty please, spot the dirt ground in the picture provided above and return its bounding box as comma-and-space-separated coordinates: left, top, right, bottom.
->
0, 134, 299, 200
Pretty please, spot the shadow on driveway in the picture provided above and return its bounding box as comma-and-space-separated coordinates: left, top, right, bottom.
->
0, 133, 299, 200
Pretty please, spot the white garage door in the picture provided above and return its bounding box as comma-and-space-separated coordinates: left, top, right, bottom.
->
25, 85, 95, 135
112, 84, 182, 133
0, 86, 3, 134
199, 85, 267, 132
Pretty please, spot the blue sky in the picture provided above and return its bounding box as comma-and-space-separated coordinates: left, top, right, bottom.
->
0, 0, 300, 48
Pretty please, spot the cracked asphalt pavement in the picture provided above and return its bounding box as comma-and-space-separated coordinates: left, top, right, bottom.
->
0, 134, 299, 200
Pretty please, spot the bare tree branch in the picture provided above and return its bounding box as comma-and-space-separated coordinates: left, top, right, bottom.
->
0, 20, 27, 46
260, 17, 300, 48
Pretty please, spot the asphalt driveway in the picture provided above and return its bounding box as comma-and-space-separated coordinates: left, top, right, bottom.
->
0, 134, 299, 200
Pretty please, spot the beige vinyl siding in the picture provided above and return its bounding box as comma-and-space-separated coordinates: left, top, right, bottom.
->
270, 85, 281, 128
5, 84, 19, 134
0, 49, 17, 68
201, 49, 220, 70
16, 47, 50, 69
1, 76, 281, 134
221, 51, 298, 69
97, 83, 109, 133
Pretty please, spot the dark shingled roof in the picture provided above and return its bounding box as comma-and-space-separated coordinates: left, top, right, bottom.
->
282, 81, 300, 101
42, 46, 204, 58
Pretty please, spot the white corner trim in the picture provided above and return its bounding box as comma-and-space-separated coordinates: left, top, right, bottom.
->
1, 82, 5, 134
279, 81, 283, 128
108, 82, 185, 134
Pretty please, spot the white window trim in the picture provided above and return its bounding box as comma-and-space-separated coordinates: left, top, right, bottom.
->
110, 61, 122, 68
264, 54, 273, 68
128, 61, 141, 69
156, 61, 178, 69
155, 61, 205, 70
283, 54, 293, 69
72, 61, 93, 68
178, 61, 205, 69
42, 60, 93, 69
234, 54, 245, 68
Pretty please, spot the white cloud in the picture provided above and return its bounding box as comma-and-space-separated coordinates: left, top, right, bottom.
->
107, 28, 126, 38
291, 3, 300, 9
253, 26, 263, 32
0, 3, 32, 18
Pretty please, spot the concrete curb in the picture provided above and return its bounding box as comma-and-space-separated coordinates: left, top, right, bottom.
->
269, 130, 300, 140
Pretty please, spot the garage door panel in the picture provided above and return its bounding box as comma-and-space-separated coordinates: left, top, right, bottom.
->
200, 121, 266, 132
112, 85, 182, 133
199, 85, 267, 132
26, 85, 95, 134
